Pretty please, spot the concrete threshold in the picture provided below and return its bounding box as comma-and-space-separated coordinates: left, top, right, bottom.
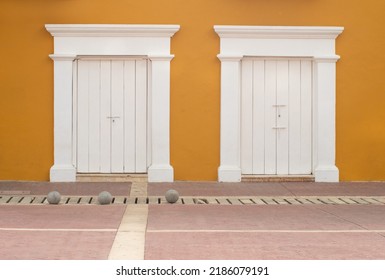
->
242, 175, 315, 182
76, 173, 147, 183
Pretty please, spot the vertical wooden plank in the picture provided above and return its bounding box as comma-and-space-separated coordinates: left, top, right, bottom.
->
146, 61, 152, 169
100, 61, 112, 173
264, 60, 277, 174
252, 60, 265, 174
288, 60, 301, 174
276, 60, 289, 174
300, 60, 313, 174
77, 60, 89, 172
111, 61, 124, 173
88, 60, 101, 172
72, 60, 78, 167
240, 60, 253, 174
135, 59, 148, 172
123, 60, 136, 173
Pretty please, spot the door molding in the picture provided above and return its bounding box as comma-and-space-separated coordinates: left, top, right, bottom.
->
214, 25, 343, 182
46, 24, 180, 182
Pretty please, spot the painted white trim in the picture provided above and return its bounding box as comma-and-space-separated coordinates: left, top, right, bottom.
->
215, 25, 343, 182
45, 24, 180, 37
214, 26, 344, 39
46, 24, 179, 182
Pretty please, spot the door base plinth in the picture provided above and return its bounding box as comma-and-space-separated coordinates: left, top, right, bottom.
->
50, 165, 76, 182
76, 173, 147, 182
218, 166, 242, 182
242, 175, 315, 183
314, 166, 339, 182
148, 165, 174, 182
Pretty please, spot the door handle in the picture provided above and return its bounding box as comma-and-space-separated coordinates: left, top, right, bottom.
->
107, 116, 120, 123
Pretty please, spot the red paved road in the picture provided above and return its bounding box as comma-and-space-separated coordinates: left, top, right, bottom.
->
0, 205, 125, 260
148, 181, 385, 196
1, 181, 385, 260
145, 204, 385, 259
0, 182, 131, 196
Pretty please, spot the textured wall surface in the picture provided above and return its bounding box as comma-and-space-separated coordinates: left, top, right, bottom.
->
0, 0, 384, 181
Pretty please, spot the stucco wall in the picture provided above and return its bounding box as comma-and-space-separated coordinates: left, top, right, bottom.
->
0, 0, 384, 181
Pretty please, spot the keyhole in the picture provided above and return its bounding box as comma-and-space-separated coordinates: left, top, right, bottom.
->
278, 114, 281, 118
113, 119, 115, 123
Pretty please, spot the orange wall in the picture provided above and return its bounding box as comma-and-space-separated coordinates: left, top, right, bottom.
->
0, 0, 384, 181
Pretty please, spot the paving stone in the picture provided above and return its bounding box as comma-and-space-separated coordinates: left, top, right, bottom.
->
315, 197, 333, 204
372, 197, 385, 203
181, 197, 194, 205
111, 196, 124, 204
227, 198, 242, 205
0, 196, 12, 203
174, 197, 183, 204
249, 198, 266, 205
216, 198, 231, 205
126, 197, 137, 204
273, 198, 290, 205
206, 198, 219, 205
194, 198, 209, 204
349, 198, 371, 204
19, 196, 34, 205
261, 198, 278, 205
294, 198, 315, 204
2, 194, 385, 206
89, 196, 98, 205
339, 198, 359, 204
31, 196, 46, 204
283, 198, 303, 205
7, 196, 23, 204
240, 199, 254, 205
160, 197, 168, 204
148, 197, 160, 205
136, 197, 147, 205
78, 196, 92, 205
66, 197, 80, 205
326, 197, 348, 205
303, 198, 321, 204
363, 198, 384, 204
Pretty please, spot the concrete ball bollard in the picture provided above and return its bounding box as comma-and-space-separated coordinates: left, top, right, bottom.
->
98, 191, 112, 205
165, 189, 179, 204
47, 191, 61, 205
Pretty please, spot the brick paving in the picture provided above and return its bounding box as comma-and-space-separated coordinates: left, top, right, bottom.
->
0, 181, 384, 259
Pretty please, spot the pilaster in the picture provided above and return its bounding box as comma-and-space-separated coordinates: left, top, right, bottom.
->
49, 54, 77, 182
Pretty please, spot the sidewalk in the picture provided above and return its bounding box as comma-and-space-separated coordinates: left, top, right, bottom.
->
0, 181, 385, 260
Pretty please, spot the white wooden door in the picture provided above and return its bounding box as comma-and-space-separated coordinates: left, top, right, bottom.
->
241, 59, 312, 175
77, 58, 148, 173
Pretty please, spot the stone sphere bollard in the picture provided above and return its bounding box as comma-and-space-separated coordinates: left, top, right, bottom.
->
165, 189, 179, 204
47, 191, 61, 205
98, 191, 112, 205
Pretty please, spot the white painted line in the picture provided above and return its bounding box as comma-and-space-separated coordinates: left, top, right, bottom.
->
147, 229, 385, 233
108, 204, 148, 260
0, 228, 116, 232
130, 182, 147, 197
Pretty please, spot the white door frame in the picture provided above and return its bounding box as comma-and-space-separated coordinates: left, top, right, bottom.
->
214, 25, 344, 182
46, 24, 180, 182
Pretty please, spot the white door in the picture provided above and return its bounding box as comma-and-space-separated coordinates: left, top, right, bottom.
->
241, 59, 312, 175
77, 58, 148, 173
